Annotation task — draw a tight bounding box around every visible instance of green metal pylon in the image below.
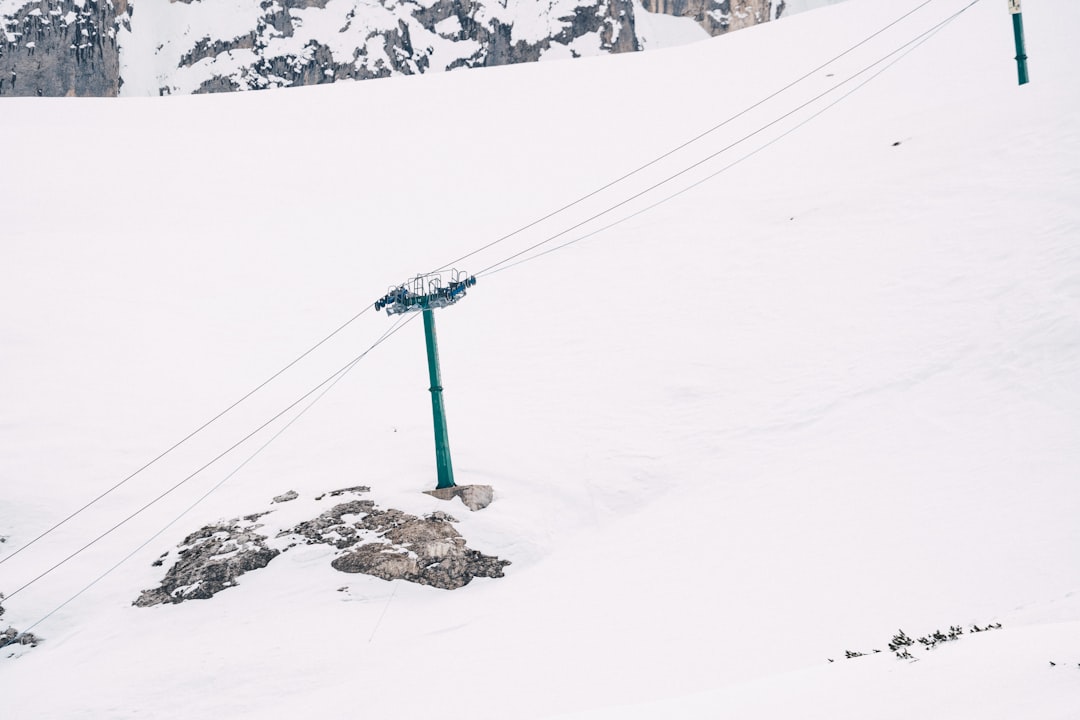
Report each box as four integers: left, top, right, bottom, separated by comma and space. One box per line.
422, 304, 456, 489
1009, 0, 1029, 85
376, 270, 475, 490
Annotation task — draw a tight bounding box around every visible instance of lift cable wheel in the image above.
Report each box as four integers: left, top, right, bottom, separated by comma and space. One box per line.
375, 270, 476, 490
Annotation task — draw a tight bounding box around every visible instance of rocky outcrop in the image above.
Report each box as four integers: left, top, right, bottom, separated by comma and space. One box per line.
0, 593, 42, 652
642, 0, 773, 35
0, 0, 126, 97
134, 518, 280, 606
272, 490, 299, 503
293, 500, 509, 589
0, 626, 41, 650
324, 507, 508, 589
136, 485, 508, 605
424, 484, 495, 511
1, 0, 782, 96
184, 0, 640, 94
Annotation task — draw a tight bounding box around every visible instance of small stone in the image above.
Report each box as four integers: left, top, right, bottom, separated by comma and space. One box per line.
272, 490, 299, 504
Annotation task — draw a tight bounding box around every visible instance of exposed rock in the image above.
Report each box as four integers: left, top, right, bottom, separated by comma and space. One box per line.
134, 519, 279, 606
329, 485, 370, 497
328, 508, 508, 589
167, 0, 644, 93
0, 626, 40, 649
642, 0, 773, 35
314, 485, 371, 501
0, 595, 42, 652
291, 500, 507, 588
424, 484, 494, 511
3, 0, 781, 96
272, 490, 299, 503
0, 0, 125, 97
287, 499, 376, 548
137, 485, 508, 606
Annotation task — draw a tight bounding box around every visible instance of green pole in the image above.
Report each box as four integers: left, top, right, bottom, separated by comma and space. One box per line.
422, 305, 456, 489
1009, 1, 1029, 85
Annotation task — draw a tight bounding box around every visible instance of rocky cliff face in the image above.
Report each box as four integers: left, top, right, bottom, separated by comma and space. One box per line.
0, 0, 775, 97
641, 0, 771, 35
1, 0, 127, 96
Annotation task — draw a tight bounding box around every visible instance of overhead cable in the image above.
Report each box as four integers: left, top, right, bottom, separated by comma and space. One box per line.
3, 313, 417, 648
430, 0, 940, 274
2, 314, 410, 603
484, 1, 978, 276
0, 306, 373, 568
476, 0, 982, 278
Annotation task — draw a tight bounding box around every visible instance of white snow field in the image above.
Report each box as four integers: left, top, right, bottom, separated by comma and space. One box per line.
2, 0, 1079, 717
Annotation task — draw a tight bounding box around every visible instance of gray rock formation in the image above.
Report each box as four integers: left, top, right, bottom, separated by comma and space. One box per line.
0, 626, 40, 649
0, 592, 42, 651
0, 0, 126, 97
134, 518, 280, 607
641, 0, 772, 35
424, 484, 495, 511
136, 485, 508, 605
272, 490, 299, 503
179, 0, 641, 94
294, 501, 509, 589
1, 0, 783, 96
324, 507, 508, 589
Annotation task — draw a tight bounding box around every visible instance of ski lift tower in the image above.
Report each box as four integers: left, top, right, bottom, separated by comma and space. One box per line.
375, 270, 477, 490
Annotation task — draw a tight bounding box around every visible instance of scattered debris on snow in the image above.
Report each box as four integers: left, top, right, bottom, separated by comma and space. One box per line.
832, 623, 1005, 663
0, 593, 42, 656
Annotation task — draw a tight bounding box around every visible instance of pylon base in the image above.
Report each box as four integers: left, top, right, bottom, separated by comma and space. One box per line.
424, 484, 494, 512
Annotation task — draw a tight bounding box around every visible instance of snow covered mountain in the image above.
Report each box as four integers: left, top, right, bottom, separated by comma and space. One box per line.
2, 0, 1079, 717
0, 0, 816, 96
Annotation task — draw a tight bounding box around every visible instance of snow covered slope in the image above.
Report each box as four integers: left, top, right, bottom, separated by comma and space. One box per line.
1, 0, 1079, 717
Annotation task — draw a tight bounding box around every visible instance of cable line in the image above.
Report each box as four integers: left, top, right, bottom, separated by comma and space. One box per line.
0, 0, 945, 573
483, 0, 981, 277
1, 0, 974, 631
475, 0, 980, 278
2, 315, 410, 603
431, 0, 940, 274
2, 313, 418, 648
0, 305, 373, 568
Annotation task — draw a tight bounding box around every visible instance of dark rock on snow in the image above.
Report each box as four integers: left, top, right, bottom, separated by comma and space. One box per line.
136, 486, 508, 605
134, 519, 280, 607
